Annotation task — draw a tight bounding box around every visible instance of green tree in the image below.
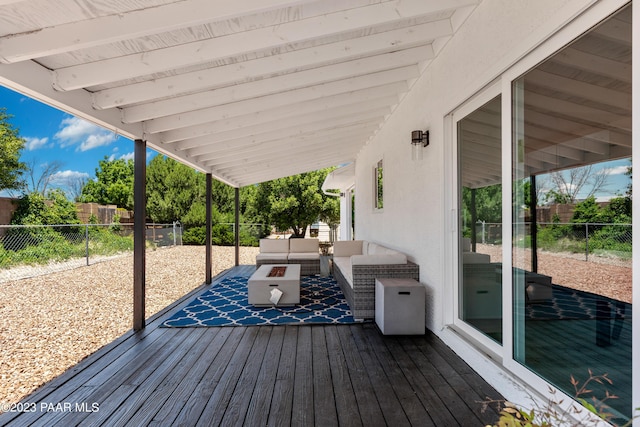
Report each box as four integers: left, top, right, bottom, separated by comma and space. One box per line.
0, 108, 27, 192
571, 196, 601, 224
146, 156, 203, 223
11, 189, 80, 226
246, 169, 336, 237
599, 196, 631, 224
462, 184, 502, 225
80, 156, 134, 209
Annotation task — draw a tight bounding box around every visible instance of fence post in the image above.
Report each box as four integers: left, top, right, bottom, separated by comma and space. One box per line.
85, 224, 90, 266
173, 221, 177, 246
585, 223, 589, 261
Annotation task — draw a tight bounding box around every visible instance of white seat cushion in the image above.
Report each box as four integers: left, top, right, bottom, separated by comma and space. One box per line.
332, 257, 353, 288
333, 240, 363, 257
256, 253, 289, 262
288, 252, 320, 260
289, 238, 319, 253
259, 239, 289, 253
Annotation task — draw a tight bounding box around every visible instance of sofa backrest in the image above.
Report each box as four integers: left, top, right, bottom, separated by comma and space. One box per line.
259, 238, 290, 253
366, 242, 399, 256
333, 240, 363, 257
289, 238, 319, 253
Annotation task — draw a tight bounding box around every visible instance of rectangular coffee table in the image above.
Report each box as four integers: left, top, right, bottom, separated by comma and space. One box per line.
248, 264, 301, 306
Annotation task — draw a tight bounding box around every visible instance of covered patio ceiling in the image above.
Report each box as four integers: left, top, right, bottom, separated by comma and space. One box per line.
0, 0, 479, 188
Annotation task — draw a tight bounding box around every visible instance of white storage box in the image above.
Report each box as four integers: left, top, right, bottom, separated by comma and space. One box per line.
375, 278, 425, 335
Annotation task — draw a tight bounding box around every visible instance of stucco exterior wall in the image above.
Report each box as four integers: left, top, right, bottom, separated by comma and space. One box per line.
355, 0, 587, 332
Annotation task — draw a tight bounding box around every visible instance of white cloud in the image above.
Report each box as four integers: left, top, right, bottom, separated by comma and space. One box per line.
49, 170, 90, 185
79, 133, 117, 151
24, 136, 50, 151
600, 165, 629, 176
54, 116, 117, 151
108, 152, 134, 162
120, 152, 135, 161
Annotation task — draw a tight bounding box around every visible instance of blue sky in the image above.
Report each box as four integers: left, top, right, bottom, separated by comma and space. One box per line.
1, 85, 156, 197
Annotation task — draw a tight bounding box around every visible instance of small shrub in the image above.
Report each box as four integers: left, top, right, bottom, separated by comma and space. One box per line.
483, 370, 637, 427
182, 226, 206, 245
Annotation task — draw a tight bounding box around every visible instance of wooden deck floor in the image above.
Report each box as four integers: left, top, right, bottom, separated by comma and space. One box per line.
0, 266, 503, 427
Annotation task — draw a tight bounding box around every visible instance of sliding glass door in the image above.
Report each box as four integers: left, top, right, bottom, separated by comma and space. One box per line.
455, 4, 633, 423
458, 95, 503, 344
512, 5, 632, 422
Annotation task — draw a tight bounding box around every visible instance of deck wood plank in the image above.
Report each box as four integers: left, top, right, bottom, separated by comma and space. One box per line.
194, 327, 259, 426
409, 334, 487, 426
291, 326, 314, 426
336, 324, 386, 427
148, 327, 234, 426
393, 336, 463, 426
349, 324, 410, 425
122, 328, 219, 426
243, 326, 285, 426
266, 325, 298, 427
363, 326, 433, 426
219, 326, 273, 426
324, 326, 362, 427
170, 327, 247, 426
81, 328, 208, 427
0, 266, 503, 427
312, 326, 339, 427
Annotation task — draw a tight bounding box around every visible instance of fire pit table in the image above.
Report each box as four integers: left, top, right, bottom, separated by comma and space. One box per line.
248, 264, 301, 306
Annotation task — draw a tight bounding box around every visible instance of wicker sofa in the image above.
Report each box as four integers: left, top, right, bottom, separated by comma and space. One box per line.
255, 238, 321, 275
332, 240, 419, 320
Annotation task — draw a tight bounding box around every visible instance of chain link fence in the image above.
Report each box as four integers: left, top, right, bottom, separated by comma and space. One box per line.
0, 222, 182, 283
472, 221, 632, 261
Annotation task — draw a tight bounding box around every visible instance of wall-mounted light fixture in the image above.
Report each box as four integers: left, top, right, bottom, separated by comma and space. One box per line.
411, 130, 429, 161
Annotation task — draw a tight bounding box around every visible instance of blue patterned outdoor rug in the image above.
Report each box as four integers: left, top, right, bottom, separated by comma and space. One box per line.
526, 285, 630, 322
162, 275, 357, 327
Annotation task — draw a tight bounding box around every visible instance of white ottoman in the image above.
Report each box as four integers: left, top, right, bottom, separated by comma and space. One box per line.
375, 278, 425, 335
248, 264, 300, 306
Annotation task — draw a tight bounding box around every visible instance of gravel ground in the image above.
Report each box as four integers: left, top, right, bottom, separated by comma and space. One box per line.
0, 243, 632, 407
0, 245, 259, 406
477, 243, 632, 303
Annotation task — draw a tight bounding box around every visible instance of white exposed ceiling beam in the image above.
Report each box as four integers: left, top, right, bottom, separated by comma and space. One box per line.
526, 69, 632, 110
196, 131, 370, 164
145, 93, 397, 135
173, 116, 381, 152
524, 109, 611, 143
94, 48, 424, 109
90, 24, 442, 106
124, 75, 408, 124
551, 48, 631, 84
523, 91, 625, 126
164, 106, 388, 146
52, 0, 472, 89
220, 152, 357, 184
184, 122, 378, 159
204, 138, 362, 169
224, 159, 358, 187
143, 85, 401, 133
0, 0, 310, 63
